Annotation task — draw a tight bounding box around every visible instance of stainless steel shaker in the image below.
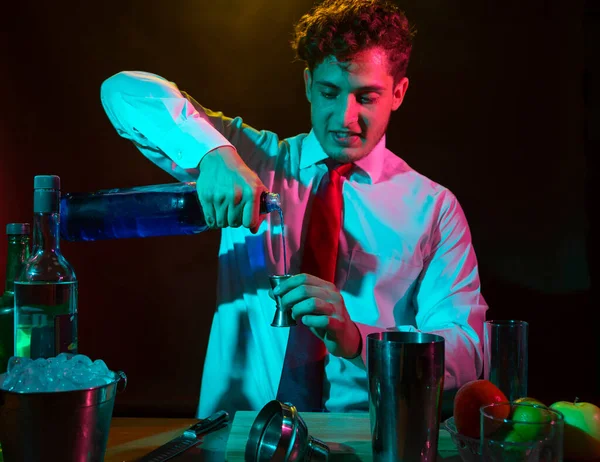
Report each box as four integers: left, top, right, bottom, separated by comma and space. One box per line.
367, 332, 445, 462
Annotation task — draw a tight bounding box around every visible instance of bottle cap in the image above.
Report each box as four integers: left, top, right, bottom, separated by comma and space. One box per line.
261, 191, 281, 214
6, 223, 31, 235
33, 175, 61, 213
34, 175, 61, 190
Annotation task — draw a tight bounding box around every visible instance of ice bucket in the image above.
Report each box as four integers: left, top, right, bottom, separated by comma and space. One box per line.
0, 370, 127, 462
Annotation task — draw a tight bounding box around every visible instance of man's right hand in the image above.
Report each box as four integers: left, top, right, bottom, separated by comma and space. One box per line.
196, 146, 268, 234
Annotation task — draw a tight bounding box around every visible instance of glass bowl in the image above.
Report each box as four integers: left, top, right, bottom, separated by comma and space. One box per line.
443, 416, 481, 462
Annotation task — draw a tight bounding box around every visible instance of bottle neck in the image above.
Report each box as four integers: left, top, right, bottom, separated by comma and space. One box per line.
3, 235, 31, 294
32, 188, 61, 254
33, 212, 60, 255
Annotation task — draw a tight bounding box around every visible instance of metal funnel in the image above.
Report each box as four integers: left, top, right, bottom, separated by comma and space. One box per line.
245, 400, 329, 461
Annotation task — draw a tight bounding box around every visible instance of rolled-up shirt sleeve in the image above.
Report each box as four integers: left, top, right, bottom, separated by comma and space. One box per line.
100, 70, 233, 180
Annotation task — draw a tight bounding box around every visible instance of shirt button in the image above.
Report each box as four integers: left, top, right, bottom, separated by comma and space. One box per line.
177, 152, 182, 159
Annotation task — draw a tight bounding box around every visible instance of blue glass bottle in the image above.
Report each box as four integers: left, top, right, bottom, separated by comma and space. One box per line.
59, 182, 281, 242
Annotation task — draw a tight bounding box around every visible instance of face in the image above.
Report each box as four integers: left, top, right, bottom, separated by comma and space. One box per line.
304, 46, 409, 163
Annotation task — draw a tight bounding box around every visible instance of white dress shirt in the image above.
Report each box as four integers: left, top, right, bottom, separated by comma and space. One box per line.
100, 70, 488, 418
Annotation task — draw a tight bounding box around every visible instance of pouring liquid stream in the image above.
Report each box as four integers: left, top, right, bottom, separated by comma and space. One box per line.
277, 209, 288, 276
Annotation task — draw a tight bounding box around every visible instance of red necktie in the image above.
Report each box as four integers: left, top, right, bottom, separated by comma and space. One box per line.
276, 162, 352, 411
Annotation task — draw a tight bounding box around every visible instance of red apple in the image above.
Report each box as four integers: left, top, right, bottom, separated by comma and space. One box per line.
454, 379, 509, 438
549, 398, 600, 460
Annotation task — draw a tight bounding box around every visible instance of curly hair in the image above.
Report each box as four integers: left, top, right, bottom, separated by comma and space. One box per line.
291, 0, 416, 83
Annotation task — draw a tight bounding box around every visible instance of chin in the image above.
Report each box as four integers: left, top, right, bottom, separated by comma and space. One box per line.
326, 147, 369, 164
325, 146, 369, 163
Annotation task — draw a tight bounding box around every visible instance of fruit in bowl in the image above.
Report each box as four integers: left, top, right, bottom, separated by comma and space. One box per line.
514, 396, 545, 406
453, 379, 509, 438
443, 380, 510, 462
489, 397, 552, 443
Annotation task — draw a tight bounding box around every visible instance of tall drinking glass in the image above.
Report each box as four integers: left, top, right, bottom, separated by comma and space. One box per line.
483, 320, 528, 401
480, 402, 564, 461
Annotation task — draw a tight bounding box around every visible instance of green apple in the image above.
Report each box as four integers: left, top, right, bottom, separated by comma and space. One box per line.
549, 399, 600, 460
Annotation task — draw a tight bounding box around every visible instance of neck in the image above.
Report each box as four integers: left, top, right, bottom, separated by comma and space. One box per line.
33, 212, 60, 255
3, 235, 30, 294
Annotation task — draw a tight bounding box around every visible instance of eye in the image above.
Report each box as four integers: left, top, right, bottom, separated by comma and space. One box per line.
320, 92, 337, 99
359, 95, 378, 104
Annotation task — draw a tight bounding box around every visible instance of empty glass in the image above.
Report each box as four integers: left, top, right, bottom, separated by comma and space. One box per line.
483, 320, 528, 401
480, 402, 564, 462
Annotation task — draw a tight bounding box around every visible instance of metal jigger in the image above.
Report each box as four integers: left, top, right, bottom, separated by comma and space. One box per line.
245, 400, 330, 461
269, 275, 296, 327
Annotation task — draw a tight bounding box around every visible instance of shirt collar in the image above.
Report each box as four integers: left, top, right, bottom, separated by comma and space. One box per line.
299, 129, 387, 184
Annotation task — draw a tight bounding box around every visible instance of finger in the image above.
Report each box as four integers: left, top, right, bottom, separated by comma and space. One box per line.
250, 214, 267, 235
272, 273, 309, 296
280, 284, 330, 308
273, 273, 334, 296
215, 202, 228, 228
227, 207, 239, 228
291, 297, 333, 319
201, 199, 217, 228
300, 314, 330, 329
227, 187, 244, 227
197, 188, 217, 229
242, 189, 256, 230
298, 273, 336, 289
249, 186, 266, 231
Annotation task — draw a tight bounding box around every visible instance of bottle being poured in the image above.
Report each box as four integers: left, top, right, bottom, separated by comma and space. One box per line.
59, 182, 281, 242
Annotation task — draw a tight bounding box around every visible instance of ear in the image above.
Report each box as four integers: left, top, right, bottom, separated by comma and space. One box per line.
303, 68, 313, 103
391, 77, 409, 111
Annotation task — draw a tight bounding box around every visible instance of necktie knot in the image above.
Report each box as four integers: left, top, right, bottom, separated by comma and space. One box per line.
327, 161, 353, 179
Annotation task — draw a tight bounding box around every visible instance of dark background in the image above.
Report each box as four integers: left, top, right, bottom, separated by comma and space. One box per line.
1, 0, 597, 417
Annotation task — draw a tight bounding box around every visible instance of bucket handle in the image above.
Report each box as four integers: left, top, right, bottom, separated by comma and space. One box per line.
115, 370, 127, 392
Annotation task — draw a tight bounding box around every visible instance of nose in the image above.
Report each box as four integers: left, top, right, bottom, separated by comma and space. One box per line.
335, 95, 360, 128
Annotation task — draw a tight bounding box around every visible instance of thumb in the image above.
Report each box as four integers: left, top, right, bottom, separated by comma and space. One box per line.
250, 214, 267, 234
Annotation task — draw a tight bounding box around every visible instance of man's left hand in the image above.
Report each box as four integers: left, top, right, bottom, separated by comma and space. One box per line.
270, 273, 361, 359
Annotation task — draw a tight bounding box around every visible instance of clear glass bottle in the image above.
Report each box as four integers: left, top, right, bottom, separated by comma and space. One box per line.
59, 181, 281, 241
0, 223, 31, 372
14, 175, 78, 359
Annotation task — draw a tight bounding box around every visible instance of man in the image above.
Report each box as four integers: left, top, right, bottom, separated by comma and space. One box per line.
101, 0, 487, 418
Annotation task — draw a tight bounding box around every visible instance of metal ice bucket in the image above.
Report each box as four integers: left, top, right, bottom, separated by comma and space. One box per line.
0, 370, 127, 462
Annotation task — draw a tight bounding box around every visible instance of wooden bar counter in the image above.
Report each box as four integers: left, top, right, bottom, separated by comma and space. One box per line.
102, 412, 462, 461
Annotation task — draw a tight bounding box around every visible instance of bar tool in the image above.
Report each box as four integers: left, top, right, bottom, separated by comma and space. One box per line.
269, 275, 296, 327
245, 400, 329, 461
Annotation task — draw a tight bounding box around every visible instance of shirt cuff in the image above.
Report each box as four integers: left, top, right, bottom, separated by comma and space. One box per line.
348, 322, 419, 370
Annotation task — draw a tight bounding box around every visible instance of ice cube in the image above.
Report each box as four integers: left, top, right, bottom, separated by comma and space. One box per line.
71, 354, 93, 367
0, 354, 116, 393
7, 356, 31, 374
55, 352, 74, 363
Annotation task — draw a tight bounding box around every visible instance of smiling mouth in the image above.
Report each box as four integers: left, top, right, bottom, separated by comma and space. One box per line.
331, 130, 361, 137
330, 131, 362, 147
